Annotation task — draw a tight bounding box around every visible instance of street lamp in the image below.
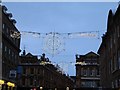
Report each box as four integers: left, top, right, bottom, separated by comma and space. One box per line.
40, 86, 43, 90
66, 87, 69, 90
0, 80, 4, 90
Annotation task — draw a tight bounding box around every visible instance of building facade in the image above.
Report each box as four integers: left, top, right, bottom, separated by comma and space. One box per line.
1, 5, 21, 90
75, 51, 100, 89
97, 5, 120, 89
18, 52, 74, 90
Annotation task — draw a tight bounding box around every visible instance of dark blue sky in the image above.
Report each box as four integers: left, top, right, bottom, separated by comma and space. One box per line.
3, 2, 118, 75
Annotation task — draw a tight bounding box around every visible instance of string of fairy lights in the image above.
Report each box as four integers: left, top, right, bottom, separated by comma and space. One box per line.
10, 30, 100, 56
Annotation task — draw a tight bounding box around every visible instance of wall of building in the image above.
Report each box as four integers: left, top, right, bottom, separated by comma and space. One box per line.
18, 53, 74, 90
1, 5, 21, 90
0, 4, 2, 80
75, 51, 100, 89
98, 5, 120, 89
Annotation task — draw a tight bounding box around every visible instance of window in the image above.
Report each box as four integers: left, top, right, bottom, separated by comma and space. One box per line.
6, 27, 8, 34
8, 48, 11, 59
113, 33, 116, 44
22, 78, 25, 85
23, 67, 26, 74
82, 81, 96, 87
118, 79, 120, 87
2, 23, 5, 30
9, 48, 10, 55
92, 69, 95, 76
5, 46, 7, 52
90, 69, 95, 76
111, 56, 116, 72
117, 26, 120, 37
109, 61, 111, 74
15, 54, 17, 60
115, 80, 118, 88
81, 68, 83, 76
83, 69, 87, 76
118, 50, 120, 69
110, 37, 112, 49
6, 27, 10, 36
97, 68, 99, 75
87, 68, 89, 76
110, 59, 113, 72
12, 52, 14, 60
30, 78, 33, 85
30, 68, 34, 74
81, 81, 85, 87
114, 56, 117, 70
38, 68, 40, 74
90, 69, 92, 76
0, 42, 2, 49
112, 81, 114, 88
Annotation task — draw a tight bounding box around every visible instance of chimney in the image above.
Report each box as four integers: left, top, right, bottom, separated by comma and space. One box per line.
23, 50, 26, 56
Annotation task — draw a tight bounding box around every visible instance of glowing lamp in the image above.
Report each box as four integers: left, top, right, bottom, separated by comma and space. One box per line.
7, 82, 15, 87
0, 80, 4, 84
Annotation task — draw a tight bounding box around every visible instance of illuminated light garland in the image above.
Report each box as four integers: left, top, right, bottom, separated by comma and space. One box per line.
76, 62, 87, 65
40, 61, 51, 65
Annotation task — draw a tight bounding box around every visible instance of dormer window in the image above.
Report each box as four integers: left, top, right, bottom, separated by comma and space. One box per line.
6, 13, 12, 18
10, 19, 16, 24
2, 5, 7, 12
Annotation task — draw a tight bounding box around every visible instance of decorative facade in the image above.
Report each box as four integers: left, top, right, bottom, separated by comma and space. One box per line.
75, 51, 100, 89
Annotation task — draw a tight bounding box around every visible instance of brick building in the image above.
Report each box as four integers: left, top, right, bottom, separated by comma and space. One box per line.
97, 4, 120, 89
18, 51, 74, 90
1, 5, 21, 90
75, 51, 100, 89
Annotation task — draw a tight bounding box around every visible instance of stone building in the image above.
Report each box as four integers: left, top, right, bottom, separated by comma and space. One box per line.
75, 51, 100, 89
1, 5, 21, 90
97, 4, 120, 89
18, 51, 74, 90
